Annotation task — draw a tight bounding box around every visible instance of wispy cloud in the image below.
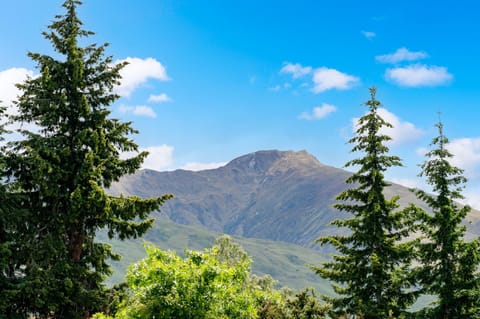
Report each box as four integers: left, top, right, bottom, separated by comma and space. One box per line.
181, 161, 227, 171
148, 93, 172, 103
268, 83, 292, 92
361, 30, 376, 40
376, 47, 428, 64
268, 85, 281, 92
312, 67, 359, 93
353, 108, 423, 145
280, 62, 312, 79
299, 103, 337, 120
119, 104, 157, 118
385, 64, 453, 87
116, 57, 169, 97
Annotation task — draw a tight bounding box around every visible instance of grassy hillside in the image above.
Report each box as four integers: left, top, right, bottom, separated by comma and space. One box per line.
99, 218, 334, 295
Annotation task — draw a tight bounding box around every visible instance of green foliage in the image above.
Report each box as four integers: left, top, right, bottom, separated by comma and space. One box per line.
0, 105, 24, 319
4, 1, 171, 317
104, 236, 329, 319
313, 88, 417, 318
258, 288, 329, 319
112, 237, 259, 318
414, 121, 480, 318
287, 288, 330, 319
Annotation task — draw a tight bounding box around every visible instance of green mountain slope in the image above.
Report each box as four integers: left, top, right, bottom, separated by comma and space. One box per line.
100, 218, 333, 295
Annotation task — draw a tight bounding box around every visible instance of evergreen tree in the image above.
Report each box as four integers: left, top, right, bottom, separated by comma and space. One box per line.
415, 120, 480, 318
0, 105, 24, 318
313, 88, 417, 318
6, 1, 171, 317
0, 106, 10, 317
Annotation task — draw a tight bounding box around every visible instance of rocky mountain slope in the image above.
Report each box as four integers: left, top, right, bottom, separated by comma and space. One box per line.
109, 150, 480, 248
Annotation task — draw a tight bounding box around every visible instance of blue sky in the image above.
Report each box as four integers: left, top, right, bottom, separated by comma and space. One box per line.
2, 0, 480, 207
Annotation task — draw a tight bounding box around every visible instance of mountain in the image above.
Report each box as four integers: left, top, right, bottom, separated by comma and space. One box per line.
105, 149, 480, 293
109, 149, 480, 248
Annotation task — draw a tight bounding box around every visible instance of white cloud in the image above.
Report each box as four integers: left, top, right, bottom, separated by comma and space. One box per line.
280, 62, 312, 79
0, 68, 38, 139
352, 108, 423, 145
116, 57, 169, 97
0, 68, 35, 108
141, 145, 175, 171
299, 103, 337, 120
385, 64, 453, 87
121, 145, 174, 171
181, 162, 227, 171
445, 137, 480, 179
312, 67, 359, 93
119, 104, 156, 118
376, 47, 428, 64
148, 93, 172, 103
361, 30, 376, 40
462, 189, 480, 211
378, 108, 424, 144
416, 137, 480, 179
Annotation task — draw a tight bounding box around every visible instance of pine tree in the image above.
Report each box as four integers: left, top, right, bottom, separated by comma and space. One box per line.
415, 120, 480, 318
313, 88, 417, 318
0, 106, 10, 316
6, 1, 171, 317
0, 105, 24, 318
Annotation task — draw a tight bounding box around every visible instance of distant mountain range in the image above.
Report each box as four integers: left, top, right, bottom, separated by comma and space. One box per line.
105, 150, 480, 291
110, 149, 480, 247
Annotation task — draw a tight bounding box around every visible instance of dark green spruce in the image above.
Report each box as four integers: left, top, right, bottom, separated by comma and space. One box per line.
313, 88, 417, 318
6, 1, 171, 318
0, 104, 25, 319
415, 120, 480, 318
0, 105, 10, 317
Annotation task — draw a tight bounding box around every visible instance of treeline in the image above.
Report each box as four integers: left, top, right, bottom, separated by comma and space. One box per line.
0, 0, 479, 318
314, 89, 480, 318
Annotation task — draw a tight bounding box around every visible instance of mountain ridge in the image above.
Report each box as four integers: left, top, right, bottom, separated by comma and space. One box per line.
109, 149, 480, 247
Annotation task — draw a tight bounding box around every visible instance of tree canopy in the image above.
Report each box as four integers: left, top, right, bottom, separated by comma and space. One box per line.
95, 236, 329, 319
2, 1, 171, 317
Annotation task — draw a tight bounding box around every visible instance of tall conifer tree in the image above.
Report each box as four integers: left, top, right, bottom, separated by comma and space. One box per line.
313, 88, 416, 318
6, 1, 171, 317
415, 120, 480, 318
0, 105, 23, 318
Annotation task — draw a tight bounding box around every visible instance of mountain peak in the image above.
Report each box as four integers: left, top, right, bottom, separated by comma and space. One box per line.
226, 150, 322, 174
